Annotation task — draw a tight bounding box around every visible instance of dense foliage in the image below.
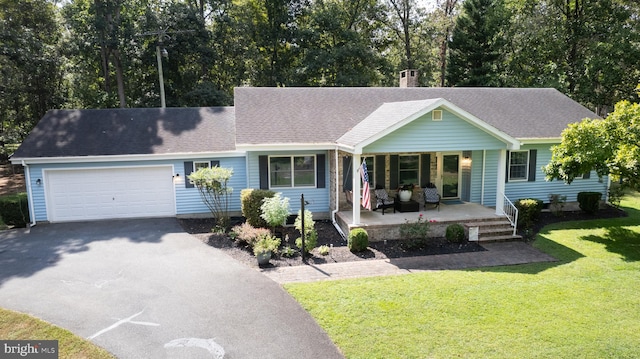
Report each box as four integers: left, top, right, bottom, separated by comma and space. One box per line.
1, 0, 639, 152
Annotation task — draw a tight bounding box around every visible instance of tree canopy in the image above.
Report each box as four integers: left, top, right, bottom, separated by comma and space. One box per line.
1, 0, 639, 151
544, 100, 640, 191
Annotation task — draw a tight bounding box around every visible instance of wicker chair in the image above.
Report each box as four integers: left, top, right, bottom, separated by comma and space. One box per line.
423, 184, 441, 211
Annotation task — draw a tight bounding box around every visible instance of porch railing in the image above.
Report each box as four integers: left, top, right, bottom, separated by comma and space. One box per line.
501, 192, 519, 236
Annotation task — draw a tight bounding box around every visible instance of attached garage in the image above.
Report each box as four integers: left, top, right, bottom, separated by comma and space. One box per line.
45, 166, 176, 222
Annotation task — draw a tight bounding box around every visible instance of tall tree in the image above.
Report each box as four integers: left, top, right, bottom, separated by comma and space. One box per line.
434, 0, 459, 86
0, 0, 64, 149
446, 0, 507, 86
505, 0, 640, 113
296, 0, 387, 86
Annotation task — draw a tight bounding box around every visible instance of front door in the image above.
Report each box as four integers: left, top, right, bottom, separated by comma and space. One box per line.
439, 153, 460, 200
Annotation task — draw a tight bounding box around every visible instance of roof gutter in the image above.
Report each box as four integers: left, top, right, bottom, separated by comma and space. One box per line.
21, 160, 37, 228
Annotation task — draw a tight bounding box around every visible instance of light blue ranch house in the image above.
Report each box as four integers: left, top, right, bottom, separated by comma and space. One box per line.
11, 75, 607, 240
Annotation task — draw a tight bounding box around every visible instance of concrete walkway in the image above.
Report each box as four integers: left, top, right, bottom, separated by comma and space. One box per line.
261, 242, 557, 284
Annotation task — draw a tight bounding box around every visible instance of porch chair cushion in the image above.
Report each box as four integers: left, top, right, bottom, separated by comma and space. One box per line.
374, 188, 396, 215
423, 185, 441, 211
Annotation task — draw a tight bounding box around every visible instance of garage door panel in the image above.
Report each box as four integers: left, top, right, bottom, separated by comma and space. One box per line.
46, 167, 176, 222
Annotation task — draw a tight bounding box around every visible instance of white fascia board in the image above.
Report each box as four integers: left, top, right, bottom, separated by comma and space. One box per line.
519, 137, 560, 145
352, 98, 521, 152
236, 143, 336, 152
11, 151, 247, 165
352, 99, 447, 153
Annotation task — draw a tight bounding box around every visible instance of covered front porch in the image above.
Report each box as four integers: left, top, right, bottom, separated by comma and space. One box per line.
334, 201, 517, 242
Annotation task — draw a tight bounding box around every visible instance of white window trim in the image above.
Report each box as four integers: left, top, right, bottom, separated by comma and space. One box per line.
268, 155, 317, 189
432, 110, 443, 121
508, 150, 529, 182
193, 161, 210, 172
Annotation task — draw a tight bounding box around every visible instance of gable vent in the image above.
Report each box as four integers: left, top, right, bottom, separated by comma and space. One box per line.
432, 110, 443, 121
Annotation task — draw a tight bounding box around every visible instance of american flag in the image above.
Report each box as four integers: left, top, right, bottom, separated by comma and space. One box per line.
360, 160, 372, 210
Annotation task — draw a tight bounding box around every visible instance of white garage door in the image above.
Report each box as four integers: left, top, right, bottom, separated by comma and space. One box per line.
46, 166, 176, 222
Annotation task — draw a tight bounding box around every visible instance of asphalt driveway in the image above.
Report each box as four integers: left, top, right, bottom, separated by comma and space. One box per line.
0, 218, 343, 358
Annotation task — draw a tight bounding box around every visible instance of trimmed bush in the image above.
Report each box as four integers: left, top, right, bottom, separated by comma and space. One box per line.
577, 191, 602, 214
240, 189, 275, 228
348, 228, 369, 252
445, 224, 466, 243
515, 198, 543, 229
0, 193, 29, 228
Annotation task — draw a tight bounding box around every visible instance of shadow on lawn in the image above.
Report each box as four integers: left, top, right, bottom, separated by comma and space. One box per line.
581, 226, 640, 262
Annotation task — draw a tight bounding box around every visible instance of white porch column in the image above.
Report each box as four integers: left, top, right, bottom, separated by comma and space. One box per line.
495, 149, 506, 215
352, 154, 362, 225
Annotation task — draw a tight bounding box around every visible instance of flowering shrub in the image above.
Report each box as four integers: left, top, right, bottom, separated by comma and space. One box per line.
399, 214, 431, 250
400, 213, 430, 240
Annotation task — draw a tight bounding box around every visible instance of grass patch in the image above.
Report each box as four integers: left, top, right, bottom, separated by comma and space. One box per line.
286, 191, 640, 358
0, 308, 115, 359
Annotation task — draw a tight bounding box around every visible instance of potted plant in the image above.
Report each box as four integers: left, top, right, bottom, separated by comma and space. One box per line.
253, 234, 281, 265
398, 183, 414, 202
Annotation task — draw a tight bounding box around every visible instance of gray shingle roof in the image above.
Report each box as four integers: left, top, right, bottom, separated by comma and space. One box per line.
12, 107, 235, 158
234, 87, 599, 146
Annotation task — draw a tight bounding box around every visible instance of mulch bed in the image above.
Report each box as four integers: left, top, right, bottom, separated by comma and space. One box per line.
178, 204, 627, 269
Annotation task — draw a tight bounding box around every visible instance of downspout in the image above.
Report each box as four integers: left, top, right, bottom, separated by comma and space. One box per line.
331, 149, 347, 239
481, 150, 486, 205
22, 160, 37, 227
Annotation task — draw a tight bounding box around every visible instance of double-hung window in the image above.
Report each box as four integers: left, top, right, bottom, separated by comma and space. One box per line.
509, 151, 529, 181
269, 155, 316, 188
399, 155, 419, 185
193, 161, 211, 171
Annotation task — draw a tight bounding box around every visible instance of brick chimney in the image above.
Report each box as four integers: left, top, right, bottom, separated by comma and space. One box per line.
399, 69, 419, 87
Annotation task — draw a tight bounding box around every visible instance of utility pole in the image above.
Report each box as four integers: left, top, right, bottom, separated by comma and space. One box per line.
138, 28, 193, 108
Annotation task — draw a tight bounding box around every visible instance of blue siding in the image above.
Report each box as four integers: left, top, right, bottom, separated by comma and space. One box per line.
247, 151, 330, 214
469, 150, 484, 204
25, 166, 46, 221
364, 110, 507, 153
175, 156, 248, 215
27, 157, 249, 221
505, 144, 608, 203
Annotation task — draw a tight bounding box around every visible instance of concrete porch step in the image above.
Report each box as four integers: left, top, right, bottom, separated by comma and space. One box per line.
464, 219, 521, 243
478, 234, 523, 242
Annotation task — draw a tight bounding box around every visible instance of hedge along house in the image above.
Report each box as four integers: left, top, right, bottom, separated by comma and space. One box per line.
12, 87, 607, 239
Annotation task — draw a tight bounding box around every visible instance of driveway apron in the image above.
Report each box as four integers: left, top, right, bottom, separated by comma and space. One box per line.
0, 218, 343, 359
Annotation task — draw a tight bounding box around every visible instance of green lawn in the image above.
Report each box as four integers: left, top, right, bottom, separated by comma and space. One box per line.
0, 308, 115, 359
286, 192, 640, 359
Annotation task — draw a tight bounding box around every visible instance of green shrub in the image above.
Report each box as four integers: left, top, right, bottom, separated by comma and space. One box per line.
252, 234, 281, 256
231, 222, 272, 249
0, 193, 29, 228
608, 183, 625, 209
260, 193, 290, 230
445, 224, 466, 243
281, 245, 296, 258
399, 214, 429, 240
318, 245, 330, 256
294, 209, 314, 237
577, 191, 602, 214
296, 229, 318, 254
548, 193, 567, 217
515, 198, 543, 229
348, 228, 369, 252
240, 189, 275, 228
